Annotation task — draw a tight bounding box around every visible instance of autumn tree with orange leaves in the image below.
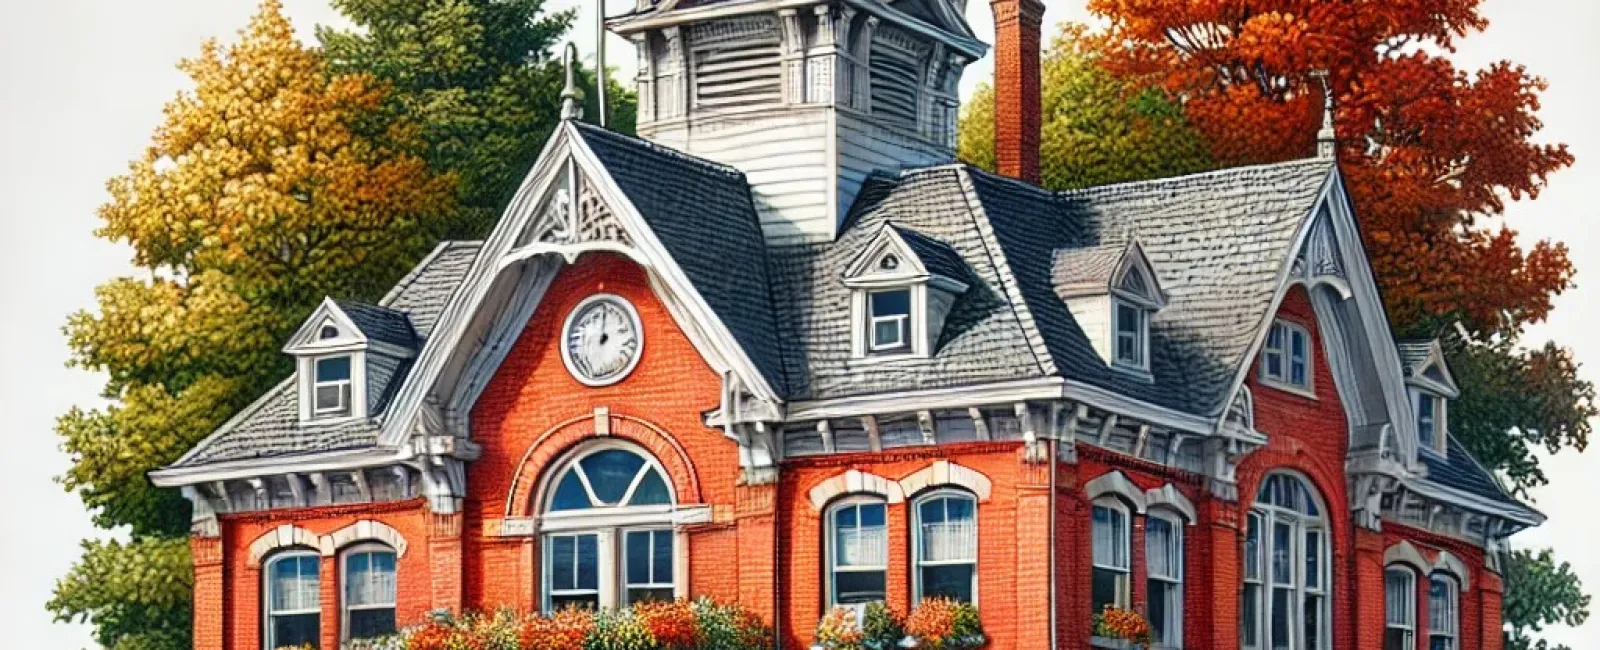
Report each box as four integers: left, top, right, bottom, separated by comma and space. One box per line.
1083, 0, 1590, 646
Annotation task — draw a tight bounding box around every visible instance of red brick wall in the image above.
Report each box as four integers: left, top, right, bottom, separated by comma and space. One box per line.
1383, 523, 1496, 650
217, 499, 433, 650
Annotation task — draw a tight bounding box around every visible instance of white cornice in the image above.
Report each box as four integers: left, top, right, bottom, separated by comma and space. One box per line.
149, 447, 408, 487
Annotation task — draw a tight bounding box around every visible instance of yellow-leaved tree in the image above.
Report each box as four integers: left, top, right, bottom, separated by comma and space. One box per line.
48, 3, 459, 647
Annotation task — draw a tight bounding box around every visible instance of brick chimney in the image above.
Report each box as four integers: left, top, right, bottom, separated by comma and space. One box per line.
989, 0, 1045, 184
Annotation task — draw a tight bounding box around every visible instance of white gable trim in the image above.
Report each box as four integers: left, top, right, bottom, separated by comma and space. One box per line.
1109, 240, 1167, 310
1405, 341, 1461, 399
379, 122, 781, 447
1215, 167, 1419, 468
283, 297, 367, 354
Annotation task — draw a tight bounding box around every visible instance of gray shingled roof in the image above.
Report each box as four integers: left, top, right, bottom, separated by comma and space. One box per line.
168, 242, 482, 467
891, 225, 971, 283
1421, 436, 1534, 515
770, 159, 1335, 416
1051, 244, 1126, 299
335, 301, 418, 350
572, 122, 790, 397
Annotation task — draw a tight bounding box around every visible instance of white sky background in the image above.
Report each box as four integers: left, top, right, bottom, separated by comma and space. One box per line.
0, 0, 1594, 647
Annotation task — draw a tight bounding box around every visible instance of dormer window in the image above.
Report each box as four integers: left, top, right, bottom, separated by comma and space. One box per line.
868, 289, 912, 353
844, 225, 971, 361
313, 356, 353, 417
1112, 300, 1146, 368
1260, 320, 1312, 391
1416, 393, 1441, 450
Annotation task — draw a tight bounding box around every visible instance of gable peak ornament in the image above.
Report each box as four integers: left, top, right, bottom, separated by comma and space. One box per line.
561, 42, 583, 122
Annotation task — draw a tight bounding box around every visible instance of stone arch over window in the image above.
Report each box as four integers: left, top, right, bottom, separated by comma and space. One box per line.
505, 410, 702, 517
1143, 484, 1196, 523
1384, 540, 1431, 574
326, 520, 410, 558
808, 469, 905, 510
1433, 551, 1471, 591
897, 460, 992, 502
248, 525, 322, 567
1085, 470, 1146, 513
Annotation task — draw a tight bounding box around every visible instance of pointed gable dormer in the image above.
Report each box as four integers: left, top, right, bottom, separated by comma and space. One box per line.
283, 298, 419, 423
843, 224, 970, 359
1397, 339, 1461, 456
610, 0, 986, 244
1052, 239, 1168, 376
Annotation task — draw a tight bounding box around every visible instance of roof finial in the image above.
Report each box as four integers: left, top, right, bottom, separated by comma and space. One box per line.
561, 42, 583, 121
1312, 70, 1336, 159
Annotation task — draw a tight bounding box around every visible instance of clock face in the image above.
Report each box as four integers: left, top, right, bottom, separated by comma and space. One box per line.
561, 295, 643, 386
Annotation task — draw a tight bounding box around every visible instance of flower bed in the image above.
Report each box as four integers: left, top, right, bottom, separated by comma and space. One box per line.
1090, 606, 1151, 649
813, 599, 984, 650
344, 598, 772, 650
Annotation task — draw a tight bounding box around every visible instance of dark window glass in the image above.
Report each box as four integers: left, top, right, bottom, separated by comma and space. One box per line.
629, 468, 671, 506
1148, 580, 1169, 641
626, 532, 651, 584
1241, 584, 1260, 646
272, 613, 319, 649
348, 608, 396, 640
870, 290, 910, 316
651, 530, 673, 584
550, 471, 590, 511
919, 564, 974, 603
551, 536, 576, 589
1271, 588, 1291, 650
1092, 567, 1119, 614
316, 356, 351, 382
835, 570, 888, 604
1385, 629, 1410, 650
579, 450, 646, 504
576, 536, 598, 590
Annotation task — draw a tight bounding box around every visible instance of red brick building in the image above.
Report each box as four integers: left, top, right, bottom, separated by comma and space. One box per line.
151, 1, 1542, 649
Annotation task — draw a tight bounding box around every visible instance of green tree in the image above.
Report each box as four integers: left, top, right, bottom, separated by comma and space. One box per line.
1505, 549, 1591, 650
48, 3, 459, 647
958, 23, 1211, 190
320, 0, 637, 237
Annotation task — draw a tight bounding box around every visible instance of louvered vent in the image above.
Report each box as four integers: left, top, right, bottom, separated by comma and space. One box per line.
870, 25, 928, 127
691, 16, 783, 110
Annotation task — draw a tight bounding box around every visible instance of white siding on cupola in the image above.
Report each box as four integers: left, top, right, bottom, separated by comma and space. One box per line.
614, 0, 983, 244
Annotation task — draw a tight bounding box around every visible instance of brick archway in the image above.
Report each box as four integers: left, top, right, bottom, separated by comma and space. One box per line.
504, 411, 703, 517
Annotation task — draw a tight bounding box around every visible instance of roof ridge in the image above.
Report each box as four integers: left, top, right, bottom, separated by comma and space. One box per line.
1059, 157, 1336, 199
571, 122, 746, 180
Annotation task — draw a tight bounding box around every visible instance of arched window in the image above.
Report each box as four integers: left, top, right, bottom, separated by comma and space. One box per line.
1145, 510, 1184, 646
1091, 498, 1131, 614
913, 490, 977, 604
541, 443, 677, 612
1242, 473, 1330, 650
264, 550, 321, 649
826, 496, 889, 611
1385, 567, 1417, 650
1429, 574, 1459, 650
342, 544, 397, 641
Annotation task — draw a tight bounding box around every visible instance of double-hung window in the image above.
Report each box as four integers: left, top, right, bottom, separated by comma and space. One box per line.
1242, 512, 1263, 649
343, 546, 397, 641
1260, 321, 1312, 391
265, 551, 321, 649
1091, 501, 1130, 614
1113, 300, 1147, 369
868, 289, 912, 353
1429, 575, 1459, 650
541, 444, 679, 612
1242, 473, 1330, 650
914, 492, 977, 603
1417, 394, 1441, 451
828, 498, 889, 612
623, 529, 676, 604
1145, 512, 1184, 646
313, 356, 353, 417
1384, 568, 1416, 650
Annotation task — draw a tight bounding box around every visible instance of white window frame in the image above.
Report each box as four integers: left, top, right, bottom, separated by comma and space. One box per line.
867, 288, 913, 353
621, 527, 676, 605
312, 354, 354, 417
1260, 320, 1314, 394
1242, 511, 1264, 649
1384, 567, 1417, 650
1429, 574, 1459, 650
1111, 298, 1149, 371
341, 543, 398, 642
263, 550, 321, 650
911, 489, 978, 605
1145, 509, 1184, 648
1242, 472, 1330, 650
826, 496, 890, 611
537, 441, 682, 613
1415, 391, 1446, 454
1091, 498, 1131, 613
543, 532, 603, 611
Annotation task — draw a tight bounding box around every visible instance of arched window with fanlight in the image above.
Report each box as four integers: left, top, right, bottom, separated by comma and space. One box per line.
264, 550, 321, 649
1241, 472, 1330, 650
540, 442, 678, 612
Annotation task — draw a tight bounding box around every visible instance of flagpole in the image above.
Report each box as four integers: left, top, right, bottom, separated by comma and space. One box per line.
596, 0, 608, 128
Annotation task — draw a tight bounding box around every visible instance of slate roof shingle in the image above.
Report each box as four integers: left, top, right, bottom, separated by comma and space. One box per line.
1421, 436, 1534, 516
335, 301, 418, 350
1050, 243, 1127, 299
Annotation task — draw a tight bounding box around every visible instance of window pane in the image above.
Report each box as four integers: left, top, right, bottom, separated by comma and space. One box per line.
919, 499, 945, 525
1305, 530, 1322, 590
579, 450, 645, 504
1304, 594, 1323, 650
272, 613, 320, 649
348, 608, 396, 640
1429, 637, 1454, 650
1265, 352, 1283, 379
1385, 570, 1413, 626
551, 536, 576, 590
871, 290, 910, 316
626, 531, 651, 584
873, 319, 904, 348
835, 570, 887, 605
346, 551, 396, 607
860, 503, 886, 528
1272, 522, 1293, 585
920, 498, 975, 563
1241, 584, 1260, 647
271, 556, 319, 612
550, 471, 590, 511
1147, 580, 1169, 643
837, 505, 887, 568
920, 564, 974, 603
629, 468, 672, 506
1271, 588, 1291, 650
1268, 324, 1284, 349
1146, 517, 1176, 579
1429, 577, 1455, 633
1092, 567, 1123, 613
1291, 358, 1308, 386
316, 356, 351, 381
1385, 629, 1411, 650
652, 530, 674, 584
1245, 515, 1261, 581
1117, 303, 1140, 335
576, 535, 599, 591
552, 594, 598, 611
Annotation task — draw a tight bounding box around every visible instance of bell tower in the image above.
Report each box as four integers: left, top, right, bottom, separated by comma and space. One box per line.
610, 0, 986, 244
